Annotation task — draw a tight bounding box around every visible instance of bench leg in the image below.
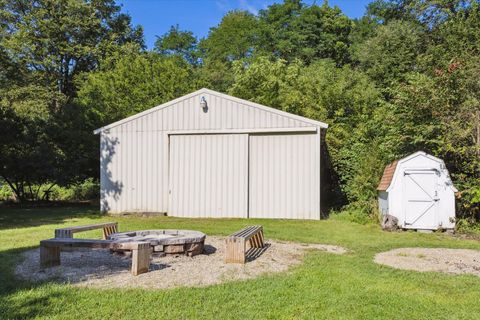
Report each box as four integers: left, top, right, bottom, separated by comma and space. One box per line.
40, 246, 60, 268
250, 231, 264, 248
131, 244, 150, 276
225, 238, 246, 264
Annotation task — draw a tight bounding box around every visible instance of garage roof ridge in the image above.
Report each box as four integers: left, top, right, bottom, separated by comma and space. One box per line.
93, 88, 328, 134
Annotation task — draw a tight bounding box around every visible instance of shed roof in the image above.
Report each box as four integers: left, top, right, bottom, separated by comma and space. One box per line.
377, 160, 398, 191
93, 88, 328, 134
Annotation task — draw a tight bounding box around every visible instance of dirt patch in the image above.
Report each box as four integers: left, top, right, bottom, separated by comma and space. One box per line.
375, 248, 480, 276
15, 237, 346, 289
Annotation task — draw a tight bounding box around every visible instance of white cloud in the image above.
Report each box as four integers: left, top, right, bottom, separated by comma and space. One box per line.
215, 0, 229, 11
238, 0, 259, 15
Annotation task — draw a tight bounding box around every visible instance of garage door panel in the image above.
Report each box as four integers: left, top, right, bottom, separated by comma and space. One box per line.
169, 134, 248, 218
249, 134, 320, 219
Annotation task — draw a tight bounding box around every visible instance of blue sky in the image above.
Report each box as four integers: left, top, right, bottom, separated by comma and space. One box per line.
117, 0, 372, 49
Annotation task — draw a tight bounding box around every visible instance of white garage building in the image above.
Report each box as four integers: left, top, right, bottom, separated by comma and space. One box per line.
94, 88, 328, 219
377, 151, 457, 230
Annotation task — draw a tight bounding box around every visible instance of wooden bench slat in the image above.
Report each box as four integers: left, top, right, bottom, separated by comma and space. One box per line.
231, 226, 261, 239
55, 222, 118, 234
55, 222, 119, 239
40, 238, 151, 276
41, 238, 147, 250
232, 225, 257, 235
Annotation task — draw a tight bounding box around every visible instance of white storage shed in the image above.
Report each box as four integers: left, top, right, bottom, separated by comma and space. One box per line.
94, 88, 328, 219
377, 151, 457, 230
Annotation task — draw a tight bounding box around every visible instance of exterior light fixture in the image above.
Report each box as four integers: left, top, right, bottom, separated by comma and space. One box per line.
200, 96, 208, 112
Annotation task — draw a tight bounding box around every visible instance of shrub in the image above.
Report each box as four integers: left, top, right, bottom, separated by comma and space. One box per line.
0, 179, 99, 202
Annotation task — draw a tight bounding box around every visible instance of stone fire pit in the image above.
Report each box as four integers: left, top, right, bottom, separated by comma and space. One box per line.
108, 230, 206, 256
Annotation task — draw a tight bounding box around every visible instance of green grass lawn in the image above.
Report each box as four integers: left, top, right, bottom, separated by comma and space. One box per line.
1, 206, 480, 319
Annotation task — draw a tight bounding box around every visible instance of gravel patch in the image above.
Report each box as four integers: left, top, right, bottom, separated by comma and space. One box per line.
375, 247, 480, 276
15, 237, 346, 289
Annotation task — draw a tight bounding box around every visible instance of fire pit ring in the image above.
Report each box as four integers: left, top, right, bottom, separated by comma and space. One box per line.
108, 230, 206, 256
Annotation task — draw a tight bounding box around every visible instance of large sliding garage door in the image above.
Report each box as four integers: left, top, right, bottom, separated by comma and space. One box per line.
168, 134, 248, 218
248, 134, 320, 219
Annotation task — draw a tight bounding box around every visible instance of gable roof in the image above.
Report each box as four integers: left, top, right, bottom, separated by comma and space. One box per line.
377, 151, 458, 192
377, 160, 398, 191
94, 88, 328, 134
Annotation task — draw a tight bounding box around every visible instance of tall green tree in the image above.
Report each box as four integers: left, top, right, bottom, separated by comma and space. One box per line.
357, 20, 425, 87
0, 0, 144, 201
154, 25, 198, 65
0, 0, 143, 99
200, 10, 259, 63
76, 50, 200, 125
257, 0, 353, 64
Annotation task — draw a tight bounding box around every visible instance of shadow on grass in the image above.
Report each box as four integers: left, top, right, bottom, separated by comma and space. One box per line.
0, 205, 103, 230
0, 245, 97, 319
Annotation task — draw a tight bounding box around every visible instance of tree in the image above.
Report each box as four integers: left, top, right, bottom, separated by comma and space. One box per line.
154, 25, 198, 65
0, 0, 144, 99
0, 87, 65, 201
291, 2, 352, 64
76, 51, 200, 125
257, 0, 304, 60
357, 20, 425, 87
0, 0, 144, 201
257, 0, 353, 65
200, 10, 259, 63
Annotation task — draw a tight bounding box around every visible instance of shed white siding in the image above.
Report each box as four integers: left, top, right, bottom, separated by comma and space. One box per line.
378, 152, 457, 230
96, 88, 327, 219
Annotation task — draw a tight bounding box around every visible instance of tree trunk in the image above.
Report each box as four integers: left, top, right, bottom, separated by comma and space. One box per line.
1, 176, 22, 202
476, 110, 480, 157
42, 183, 56, 201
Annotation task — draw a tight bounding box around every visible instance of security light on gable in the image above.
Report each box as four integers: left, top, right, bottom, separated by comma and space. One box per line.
200, 96, 208, 112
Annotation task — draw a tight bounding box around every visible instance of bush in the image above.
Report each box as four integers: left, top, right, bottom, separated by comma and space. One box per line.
455, 218, 480, 235
0, 183, 14, 201
0, 179, 99, 202
333, 199, 380, 225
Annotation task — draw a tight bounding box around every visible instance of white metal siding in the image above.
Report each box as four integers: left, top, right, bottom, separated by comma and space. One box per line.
168, 134, 248, 218
248, 134, 320, 219
110, 92, 311, 134
99, 90, 324, 217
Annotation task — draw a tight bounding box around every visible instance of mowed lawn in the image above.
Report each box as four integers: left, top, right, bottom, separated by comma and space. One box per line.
1, 207, 480, 319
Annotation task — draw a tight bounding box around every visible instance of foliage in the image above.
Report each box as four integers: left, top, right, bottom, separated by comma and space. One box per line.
257, 0, 353, 64
356, 20, 425, 86
76, 50, 200, 125
0, 103, 61, 201
0, 0, 143, 98
0, 179, 99, 202
47, 178, 99, 201
0, 0, 143, 202
154, 25, 198, 64
200, 10, 259, 63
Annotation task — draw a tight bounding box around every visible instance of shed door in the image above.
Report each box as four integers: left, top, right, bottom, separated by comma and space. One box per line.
248, 133, 320, 219
403, 170, 439, 229
168, 134, 248, 218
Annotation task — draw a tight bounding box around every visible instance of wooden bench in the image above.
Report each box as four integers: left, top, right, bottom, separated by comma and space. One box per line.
40, 238, 151, 276
54, 222, 118, 239
225, 225, 265, 264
